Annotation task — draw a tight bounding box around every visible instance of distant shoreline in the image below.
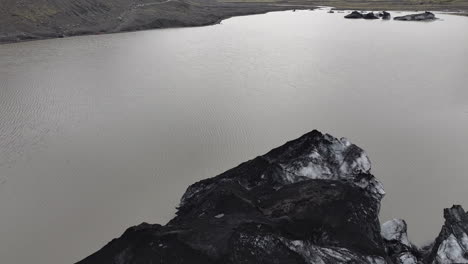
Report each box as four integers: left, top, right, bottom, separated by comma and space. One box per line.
1, 0, 467, 45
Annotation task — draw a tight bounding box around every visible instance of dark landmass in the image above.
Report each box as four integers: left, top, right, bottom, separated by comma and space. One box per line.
76, 130, 468, 264
1, 0, 468, 44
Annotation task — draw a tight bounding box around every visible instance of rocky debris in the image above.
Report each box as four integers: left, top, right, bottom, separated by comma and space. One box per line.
328, 10, 335, 13
394, 11, 436, 21
345, 11, 364, 19
363, 12, 379, 19
75, 130, 467, 264
424, 205, 468, 264
379, 11, 391, 19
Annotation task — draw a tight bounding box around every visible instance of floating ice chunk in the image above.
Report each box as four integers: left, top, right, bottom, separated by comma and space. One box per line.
436, 234, 468, 264
381, 219, 411, 246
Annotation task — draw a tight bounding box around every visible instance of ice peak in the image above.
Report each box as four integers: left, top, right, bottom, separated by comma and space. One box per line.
381, 219, 411, 247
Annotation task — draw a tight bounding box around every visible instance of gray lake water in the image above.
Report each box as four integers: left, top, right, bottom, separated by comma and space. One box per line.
0, 9, 467, 264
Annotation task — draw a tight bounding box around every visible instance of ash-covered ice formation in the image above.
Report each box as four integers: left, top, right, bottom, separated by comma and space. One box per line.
76, 130, 467, 264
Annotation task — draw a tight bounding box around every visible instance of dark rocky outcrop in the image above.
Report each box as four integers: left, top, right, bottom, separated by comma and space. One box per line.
394, 11, 436, 21
345, 11, 364, 19
76, 130, 467, 264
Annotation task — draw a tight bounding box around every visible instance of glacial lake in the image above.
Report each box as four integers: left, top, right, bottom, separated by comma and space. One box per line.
0, 9, 467, 264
